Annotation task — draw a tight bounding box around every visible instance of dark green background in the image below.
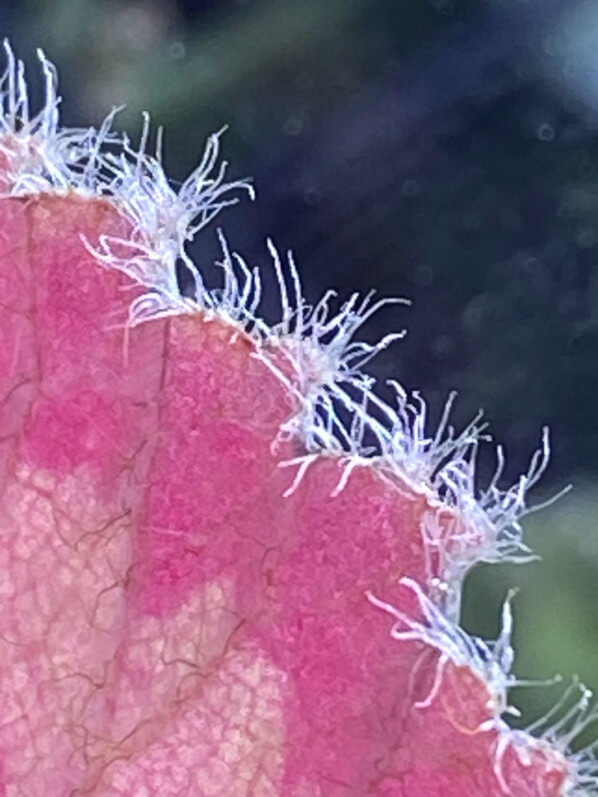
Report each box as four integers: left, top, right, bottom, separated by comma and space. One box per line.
5, 0, 598, 738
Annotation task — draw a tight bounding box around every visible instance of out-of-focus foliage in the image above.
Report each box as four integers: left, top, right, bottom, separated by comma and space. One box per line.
463, 484, 598, 731
5, 0, 598, 730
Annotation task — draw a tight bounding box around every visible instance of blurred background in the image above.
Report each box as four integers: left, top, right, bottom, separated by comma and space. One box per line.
4, 0, 598, 736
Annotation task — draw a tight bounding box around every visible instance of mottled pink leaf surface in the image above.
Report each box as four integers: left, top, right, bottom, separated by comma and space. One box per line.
0, 192, 574, 795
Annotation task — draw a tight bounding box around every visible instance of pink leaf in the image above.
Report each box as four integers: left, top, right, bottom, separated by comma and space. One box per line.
0, 42, 591, 796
